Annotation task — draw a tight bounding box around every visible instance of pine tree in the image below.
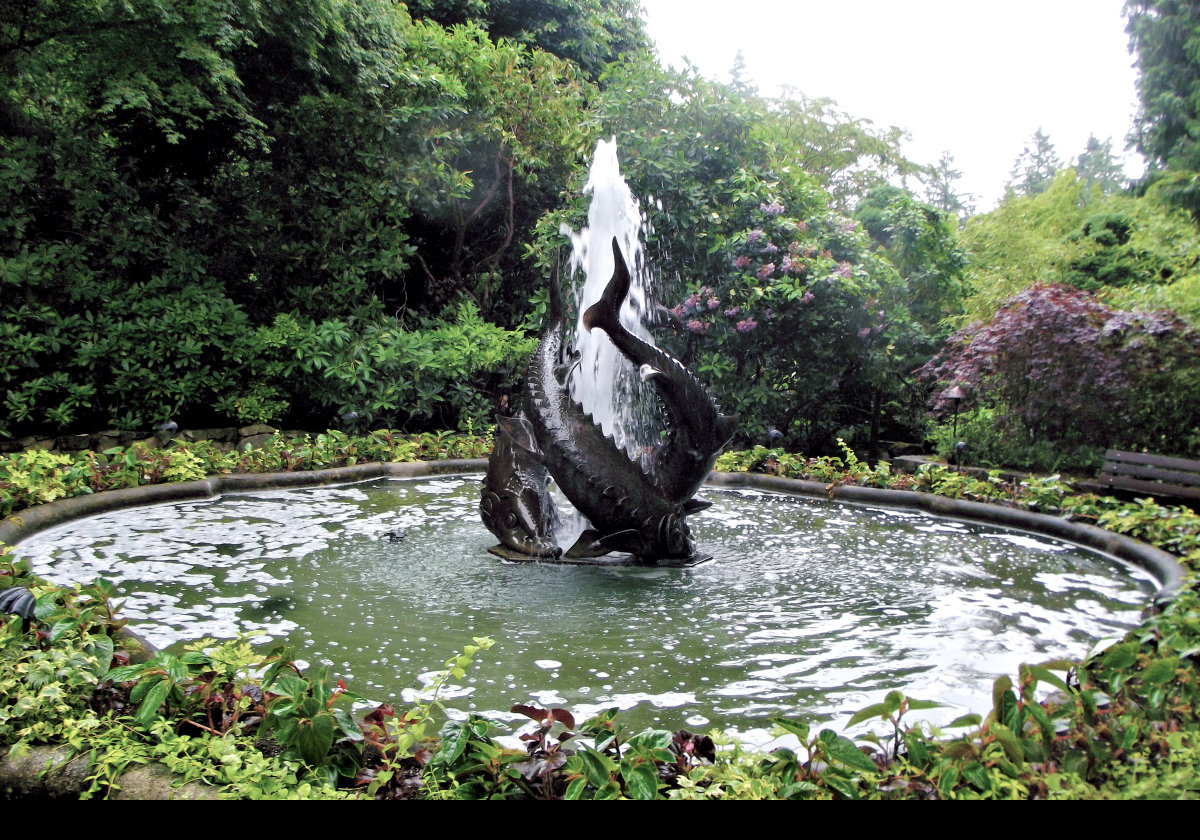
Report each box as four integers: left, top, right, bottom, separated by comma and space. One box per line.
1008, 128, 1061, 197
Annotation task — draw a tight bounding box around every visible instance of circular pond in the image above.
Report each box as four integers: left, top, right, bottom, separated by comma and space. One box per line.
14, 475, 1156, 741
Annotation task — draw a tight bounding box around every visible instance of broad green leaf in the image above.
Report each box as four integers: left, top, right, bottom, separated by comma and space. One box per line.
817, 729, 878, 774
564, 777, 588, 800
579, 748, 616, 788
134, 679, 171, 727
1023, 664, 1069, 693
847, 702, 891, 726
624, 762, 659, 800
1100, 641, 1139, 670
435, 720, 472, 765
905, 698, 942, 711
83, 634, 115, 678
821, 770, 860, 800
49, 618, 80, 642
770, 716, 810, 740
988, 722, 1025, 765
904, 732, 931, 769
960, 760, 992, 793
628, 730, 673, 751
991, 675, 1013, 714
295, 713, 335, 765
1141, 656, 1179, 685
948, 713, 982, 728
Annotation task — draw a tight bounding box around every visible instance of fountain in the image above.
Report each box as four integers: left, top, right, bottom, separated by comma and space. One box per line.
2, 141, 1180, 742
9, 476, 1161, 739
481, 140, 735, 564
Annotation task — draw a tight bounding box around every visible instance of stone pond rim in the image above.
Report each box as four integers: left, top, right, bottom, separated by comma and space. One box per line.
0, 459, 1185, 607
0, 458, 1185, 799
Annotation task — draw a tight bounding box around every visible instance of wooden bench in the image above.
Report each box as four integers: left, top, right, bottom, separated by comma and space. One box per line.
1100, 450, 1200, 504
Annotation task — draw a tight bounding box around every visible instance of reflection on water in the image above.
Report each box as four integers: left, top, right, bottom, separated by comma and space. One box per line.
15, 476, 1155, 743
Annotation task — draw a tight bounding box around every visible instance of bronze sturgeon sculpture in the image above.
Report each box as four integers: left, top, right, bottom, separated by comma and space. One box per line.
480, 238, 735, 562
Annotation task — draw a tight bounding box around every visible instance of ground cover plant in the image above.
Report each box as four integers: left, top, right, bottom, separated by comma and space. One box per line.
2, 436, 1199, 799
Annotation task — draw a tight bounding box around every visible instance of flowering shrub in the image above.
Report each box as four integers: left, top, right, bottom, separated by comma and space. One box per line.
919, 284, 1200, 458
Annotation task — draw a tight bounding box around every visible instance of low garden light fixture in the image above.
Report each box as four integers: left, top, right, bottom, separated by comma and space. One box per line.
943, 385, 966, 439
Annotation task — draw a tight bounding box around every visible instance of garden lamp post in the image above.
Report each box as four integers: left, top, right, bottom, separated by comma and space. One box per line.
943, 385, 965, 439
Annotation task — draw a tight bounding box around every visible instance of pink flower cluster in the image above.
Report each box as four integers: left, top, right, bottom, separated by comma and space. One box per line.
756, 263, 775, 280
836, 261, 853, 279
736, 318, 758, 333
760, 201, 785, 216
734, 255, 751, 270
687, 319, 709, 335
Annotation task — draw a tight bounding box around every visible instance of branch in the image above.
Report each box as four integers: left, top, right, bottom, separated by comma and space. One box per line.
471, 155, 515, 276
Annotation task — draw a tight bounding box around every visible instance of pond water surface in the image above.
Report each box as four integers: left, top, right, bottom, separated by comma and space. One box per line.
14, 475, 1156, 743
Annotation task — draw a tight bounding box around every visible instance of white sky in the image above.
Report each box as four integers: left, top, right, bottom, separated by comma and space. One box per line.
638, 0, 1145, 211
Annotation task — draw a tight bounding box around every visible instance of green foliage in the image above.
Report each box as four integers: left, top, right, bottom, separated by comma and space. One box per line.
1126, 0, 1200, 217
404, 0, 651, 81
282, 303, 535, 432
929, 406, 1108, 475
0, 430, 493, 518
960, 171, 1200, 327
0, 0, 590, 439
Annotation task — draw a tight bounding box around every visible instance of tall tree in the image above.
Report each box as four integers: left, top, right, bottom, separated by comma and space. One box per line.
403, 0, 651, 80
1125, 0, 1200, 215
923, 150, 975, 218
1008, 128, 1061, 196
1075, 134, 1126, 194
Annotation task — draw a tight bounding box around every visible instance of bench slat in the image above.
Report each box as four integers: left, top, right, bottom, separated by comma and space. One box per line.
1101, 462, 1200, 487
1099, 449, 1200, 504
1099, 475, 1200, 501
1104, 449, 1200, 473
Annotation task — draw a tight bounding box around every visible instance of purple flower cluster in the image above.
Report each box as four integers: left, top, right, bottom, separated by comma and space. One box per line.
756, 262, 775, 280
707, 296, 720, 310
747, 229, 763, 244
800, 290, 815, 305
724, 306, 741, 318
734, 255, 751, 270
836, 261, 853, 279
840, 221, 857, 233
687, 319, 708, 335
763, 242, 779, 254
736, 318, 758, 333
781, 256, 805, 275
760, 201, 785, 216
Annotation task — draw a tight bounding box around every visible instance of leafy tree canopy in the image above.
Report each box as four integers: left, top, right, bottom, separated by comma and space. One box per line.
403, 0, 651, 79
960, 170, 1200, 325
1125, 0, 1200, 215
